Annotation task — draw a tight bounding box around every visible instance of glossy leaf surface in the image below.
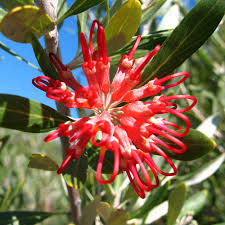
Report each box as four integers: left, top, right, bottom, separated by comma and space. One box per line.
105, 0, 142, 55
30, 35, 58, 79
160, 128, 216, 161
140, 0, 225, 85
0, 94, 69, 133
0, 6, 55, 43
57, 0, 105, 24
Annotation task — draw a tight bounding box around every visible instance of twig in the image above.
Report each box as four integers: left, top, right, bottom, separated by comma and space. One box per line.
35, 1, 81, 224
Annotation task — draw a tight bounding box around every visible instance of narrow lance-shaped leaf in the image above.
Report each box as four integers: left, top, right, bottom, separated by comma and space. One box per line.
0, 211, 60, 225
197, 113, 220, 138
0, 94, 69, 133
158, 128, 216, 161
141, 0, 166, 24
179, 153, 225, 186
109, 30, 171, 65
145, 201, 168, 224
57, 0, 68, 30
112, 30, 171, 56
57, 0, 105, 24
0, 6, 55, 43
30, 34, 58, 79
178, 190, 208, 219
0, 40, 41, 71
0, 179, 24, 211
132, 182, 169, 219
140, 0, 225, 86
105, 0, 142, 55
167, 183, 187, 225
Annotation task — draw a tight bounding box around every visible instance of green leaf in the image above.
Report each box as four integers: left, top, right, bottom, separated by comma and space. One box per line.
0, 6, 55, 43
0, 179, 24, 211
140, 0, 225, 85
141, 0, 166, 24
63, 154, 88, 189
0, 211, 58, 225
178, 190, 208, 219
57, 0, 68, 29
30, 34, 58, 79
105, 0, 142, 55
109, 30, 171, 66
179, 153, 225, 186
0, 8, 7, 23
28, 154, 59, 171
57, 0, 105, 24
158, 128, 216, 161
145, 201, 168, 224
96, 201, 128, 225
87, 141, 115, 174
212, 223, 225, 225
112, 29, 171, 56
132, 182, 169, 219
79, 196, 101, 225
101, 0, 128, 27
0, 94, 69, 133
77, 11, 89, 35
0, 0, 33, 11
0, 135, 10, 154
167, 183, 187, 225
197, 113, 220, 138
107, 209, 129, 225
96, 202, 111, 223
0, 188, 11, 212
0, 40, 41, 71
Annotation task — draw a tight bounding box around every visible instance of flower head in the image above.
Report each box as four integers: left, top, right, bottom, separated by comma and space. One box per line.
32, 20, 197, 198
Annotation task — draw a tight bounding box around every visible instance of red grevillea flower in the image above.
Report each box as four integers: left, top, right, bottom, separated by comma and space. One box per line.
32, 20, 197, 198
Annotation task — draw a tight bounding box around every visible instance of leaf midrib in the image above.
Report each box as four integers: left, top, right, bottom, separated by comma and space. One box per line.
139, 0, 221, 86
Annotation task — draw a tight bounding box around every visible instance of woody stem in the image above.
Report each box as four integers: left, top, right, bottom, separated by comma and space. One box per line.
35, 1, 81, 224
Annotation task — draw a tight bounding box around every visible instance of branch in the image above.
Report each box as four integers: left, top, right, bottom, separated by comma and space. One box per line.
35, 1, 81, 224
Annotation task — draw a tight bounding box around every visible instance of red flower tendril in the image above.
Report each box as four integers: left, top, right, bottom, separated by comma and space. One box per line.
32, 20, 197, 198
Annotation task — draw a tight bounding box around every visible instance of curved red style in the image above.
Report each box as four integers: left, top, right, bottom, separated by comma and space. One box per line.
32, 20, 197, 198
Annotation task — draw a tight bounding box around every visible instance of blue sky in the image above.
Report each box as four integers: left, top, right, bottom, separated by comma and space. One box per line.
0, 0, 195, 116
